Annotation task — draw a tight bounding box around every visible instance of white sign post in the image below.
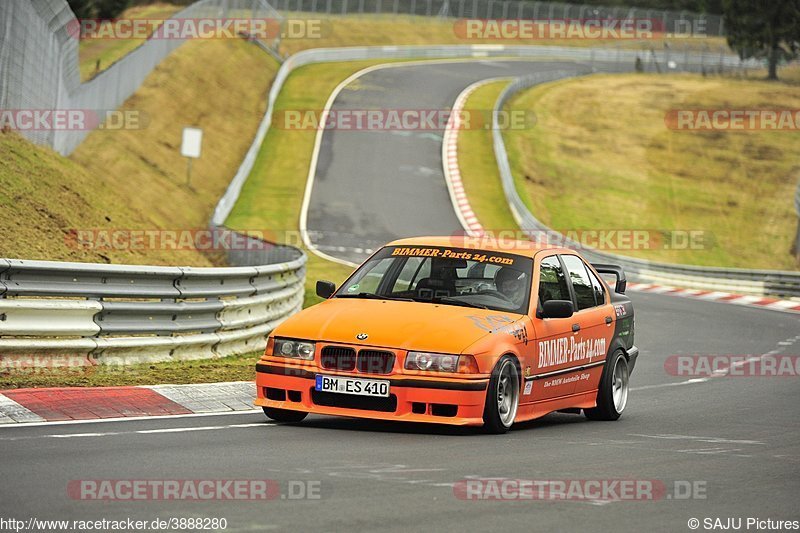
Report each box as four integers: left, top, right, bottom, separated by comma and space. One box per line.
181, 127, 203, 188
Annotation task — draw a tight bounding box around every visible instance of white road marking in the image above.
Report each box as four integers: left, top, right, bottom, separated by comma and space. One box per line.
632, 333, 799, 391
630, 377, 708, 391
0, 421, 273, 441
297, 57, 549, 267
629, 434, 764, 445
0, 408, 262, 429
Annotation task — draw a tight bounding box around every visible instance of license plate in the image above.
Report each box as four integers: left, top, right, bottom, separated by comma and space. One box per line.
315, 374, 390, 397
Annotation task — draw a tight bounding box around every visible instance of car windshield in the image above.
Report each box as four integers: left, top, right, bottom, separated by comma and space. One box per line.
334, 245, 534, 314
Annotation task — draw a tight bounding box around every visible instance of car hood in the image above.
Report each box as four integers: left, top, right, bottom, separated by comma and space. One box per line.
274, 298, 523, 354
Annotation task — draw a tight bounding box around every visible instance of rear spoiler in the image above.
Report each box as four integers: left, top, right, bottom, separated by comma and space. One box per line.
591, 264, 627, 294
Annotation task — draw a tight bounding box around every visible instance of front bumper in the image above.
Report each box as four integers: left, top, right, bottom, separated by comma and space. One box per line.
255, 363, 490, 426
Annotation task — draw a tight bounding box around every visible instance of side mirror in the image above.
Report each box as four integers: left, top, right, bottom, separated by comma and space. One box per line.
591, 263, 627, 294
541, 300, 574, 319
316, 280, 336, 299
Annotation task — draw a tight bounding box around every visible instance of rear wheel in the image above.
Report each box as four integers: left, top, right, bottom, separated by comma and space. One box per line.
585, 350, 629, 421
482, 355, 520, 434
262, 407, 308, 423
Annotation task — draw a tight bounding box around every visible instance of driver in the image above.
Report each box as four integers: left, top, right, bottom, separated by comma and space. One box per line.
494, 267, 528, 308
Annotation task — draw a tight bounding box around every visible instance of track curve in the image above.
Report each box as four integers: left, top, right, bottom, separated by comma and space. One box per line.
305, 60, 595, 265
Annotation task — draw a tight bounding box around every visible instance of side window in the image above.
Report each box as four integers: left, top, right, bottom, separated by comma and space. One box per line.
561, 255, 596, 310
586, 266, 606, 306
538, 256, 571, 305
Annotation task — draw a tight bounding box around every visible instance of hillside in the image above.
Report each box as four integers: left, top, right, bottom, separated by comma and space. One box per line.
1, 37, 278, 266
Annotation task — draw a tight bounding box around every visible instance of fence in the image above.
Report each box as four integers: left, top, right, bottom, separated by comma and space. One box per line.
0, 0, 725, 157
273, 0, 724, 36
0, 0, 281, 155
490, 71, 800, 298
0, 0, 309, 368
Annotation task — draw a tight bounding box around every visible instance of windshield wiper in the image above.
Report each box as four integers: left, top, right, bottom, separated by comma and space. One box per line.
335, 292, 415, 302
435, 297, 490, 310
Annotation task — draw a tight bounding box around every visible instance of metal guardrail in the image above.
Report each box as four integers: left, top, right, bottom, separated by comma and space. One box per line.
0, 249, 306, 367
490, 71, 800, 298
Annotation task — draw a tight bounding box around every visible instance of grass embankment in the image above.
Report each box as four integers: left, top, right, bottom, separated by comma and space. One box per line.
79, 3, 182, 81
78, 6, 731, 82
224, 60, 404, 306
1, 38, 278, 266
0, 58, 394, 388
497, 73, 800, 269
456, 80, 517, 232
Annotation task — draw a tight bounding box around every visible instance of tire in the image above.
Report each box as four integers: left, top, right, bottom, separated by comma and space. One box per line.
585, 350, 629, 421
482, 355, 520, 434
262, 406, 308, 423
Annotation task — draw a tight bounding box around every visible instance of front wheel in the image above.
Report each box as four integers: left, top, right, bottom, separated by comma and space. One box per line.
262, 406, 308, 423
585, 350, 629, 421
482, 355, 520, 434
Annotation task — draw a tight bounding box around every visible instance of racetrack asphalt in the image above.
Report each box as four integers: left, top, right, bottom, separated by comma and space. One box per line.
306, 60, 599, 264
1, 292, 798, 531
1, 60, 798, 532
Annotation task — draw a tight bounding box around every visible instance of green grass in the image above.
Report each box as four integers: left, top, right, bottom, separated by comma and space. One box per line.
79, 3, 182, 81
501, 72, 800, 269
79, 8, 732, 82
457, 80, 520, 232
277, 14, 730, 57
226, 59, 431, 307
0, 353, 259, 390
1, 38, 278, 267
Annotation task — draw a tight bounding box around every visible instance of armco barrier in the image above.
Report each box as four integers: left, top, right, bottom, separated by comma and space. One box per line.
490, 71, 800, 298
0, 249, 306, 366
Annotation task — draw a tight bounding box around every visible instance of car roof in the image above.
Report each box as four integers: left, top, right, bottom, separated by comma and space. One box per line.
385, 236, 575, 259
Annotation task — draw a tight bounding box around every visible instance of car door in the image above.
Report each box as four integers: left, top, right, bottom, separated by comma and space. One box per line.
525, 254, 581, 402
559, 254, 615, 395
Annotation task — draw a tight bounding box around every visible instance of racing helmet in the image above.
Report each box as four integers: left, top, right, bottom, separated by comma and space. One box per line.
495, 266, 527, 303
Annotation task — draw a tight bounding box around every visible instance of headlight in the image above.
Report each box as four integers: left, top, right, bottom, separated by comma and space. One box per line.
404, 351, 478, 373
273, 338, 315, 360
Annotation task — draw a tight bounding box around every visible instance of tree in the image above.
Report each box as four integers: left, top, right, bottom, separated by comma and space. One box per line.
65, 0, 132, 20
66, 0, 95, 18
723, 0, 800, 80
93, 0, 131, 19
